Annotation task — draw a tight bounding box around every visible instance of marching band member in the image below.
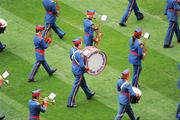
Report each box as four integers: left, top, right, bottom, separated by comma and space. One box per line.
164, 0, 180, 48
42, 0, 65, 39
28, 25, 56, 82
0, 22, 6, 52
84, 10, 98, 46
129, 28, 144, 88
29, 89, 48, 120
177, 102, 180, 120
119, 0, 144, 27
114, 69, 140, 120
67, 37, 95, 108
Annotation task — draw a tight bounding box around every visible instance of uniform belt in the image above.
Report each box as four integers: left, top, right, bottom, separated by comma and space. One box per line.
85, 33, 90, 36
130, 50, 139, 56
47, 11, 53, 14
36, 49, 45, 55
30, 116, 40, 119
121, 91, 130, 97
168, 8, 176, 12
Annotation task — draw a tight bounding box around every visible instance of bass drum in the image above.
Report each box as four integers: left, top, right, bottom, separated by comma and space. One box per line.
81, 46, 107, 76
130, 87, 142, 104
0, 18, 7, 34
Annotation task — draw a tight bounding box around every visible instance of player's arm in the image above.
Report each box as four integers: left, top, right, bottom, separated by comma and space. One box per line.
39, 104, 46, 113
127, 84, 136, 97
41, 38, 49, 49
52, 2, 58, 15
117, 81, 121, 92
138, 44, 144, 59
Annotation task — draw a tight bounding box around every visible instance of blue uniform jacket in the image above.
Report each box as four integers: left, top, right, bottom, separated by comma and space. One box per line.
177, 102, 180, 118
128, 37, 143, 65
84, 18, 94, 36
29, 100, 46, 119
117, 78, 136, 105
43, 0, 57, 23
70, 47, 86, 75
165, 0, 180, 22
34, 33, 49, 61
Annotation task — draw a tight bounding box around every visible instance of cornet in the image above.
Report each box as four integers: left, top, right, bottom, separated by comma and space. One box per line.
0, 71, 10, 87
92, 18, 103, 47
141, 32, 150, 60
39, 97, 55, 104
39, 92, 56, 105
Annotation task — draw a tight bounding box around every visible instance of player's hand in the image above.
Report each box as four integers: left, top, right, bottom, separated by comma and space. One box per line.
45, 38, 52, 44
93, 38, 99, 42
143, 53, 146, 57
85, 67, 90, 72
136, 93, 140, 97
42, 97, 48, 108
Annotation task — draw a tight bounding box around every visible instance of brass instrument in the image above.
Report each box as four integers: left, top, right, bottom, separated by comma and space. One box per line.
92, 18, 103, 47
0, 71, 10, 87
142, 32, 150, 60
38, 92, 56, 105
39, 97, 55, 105
55, 0, 60, 17
44, 24, 53, 44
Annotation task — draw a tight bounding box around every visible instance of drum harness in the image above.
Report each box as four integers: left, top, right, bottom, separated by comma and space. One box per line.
71, 49, 80, 66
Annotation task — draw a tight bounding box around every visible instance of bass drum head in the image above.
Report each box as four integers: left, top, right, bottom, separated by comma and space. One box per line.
86, 51, 107, 76
0, 18, 7, 34
0, 18, 7, 28
130, 87, 142, 104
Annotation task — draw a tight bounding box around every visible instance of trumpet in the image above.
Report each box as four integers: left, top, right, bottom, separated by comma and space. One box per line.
38, 92, 56, 105
92, 18, 103, 47
39, 97, 56, 105
44, 24, 53, 44
0, 71, 10, 87
55, 0, 60, 17
141, 32, 150, 60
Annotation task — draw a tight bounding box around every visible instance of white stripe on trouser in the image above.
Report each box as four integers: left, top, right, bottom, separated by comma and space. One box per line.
167, 22, 175, 45
70, 75, 82, 106
125, 0, 134, 21
134, 65, 140, 87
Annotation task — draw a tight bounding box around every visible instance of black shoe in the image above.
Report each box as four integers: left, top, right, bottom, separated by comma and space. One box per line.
163, 44, 173, 48
49, 69, 57, 76
137, 16, 144, 21
0, 115, 5, 120
178, 40, 180, 43
119, 23, 126, 27
59, 33, 66, 39
87, 92, 95, 100
137, 13, 144, 21
136, 116, 140, 120
67, 104, 77, 108
28, 78, 36, 82
0, 44, 6, 52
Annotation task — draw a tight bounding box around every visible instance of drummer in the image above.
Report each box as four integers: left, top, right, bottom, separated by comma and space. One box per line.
67, 37, 95, 108
0, 20, 6, 52
114, 69, 140, 120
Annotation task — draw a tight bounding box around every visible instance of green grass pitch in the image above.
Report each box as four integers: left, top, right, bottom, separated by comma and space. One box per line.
0, 0, 179, 120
